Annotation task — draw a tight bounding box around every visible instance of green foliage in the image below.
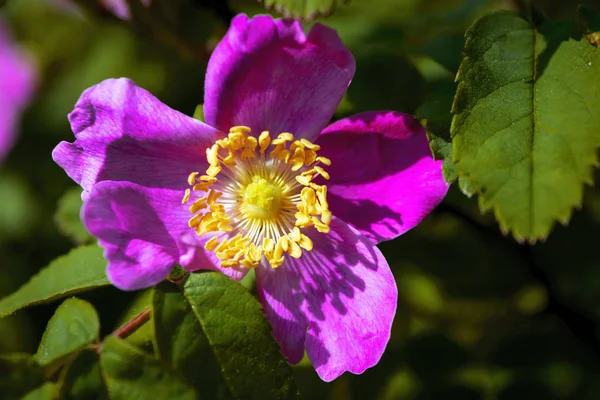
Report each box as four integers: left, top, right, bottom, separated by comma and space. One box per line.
100, 336, 196, 400
54, 187, 93, 245
260, 0, 346, 20
21, 383, 58, 400
59, 350, 106, 400
0, 354, 44, 399
181, 272, 299, 399
451, 10, 600, 242
0, 245, 109, 317
35, 298, 100, 366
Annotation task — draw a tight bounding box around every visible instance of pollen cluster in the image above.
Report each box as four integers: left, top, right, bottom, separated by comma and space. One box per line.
183, 126, 332, 269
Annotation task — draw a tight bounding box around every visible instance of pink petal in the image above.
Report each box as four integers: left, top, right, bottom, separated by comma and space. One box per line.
52, 78, 220, 200
255, 217, 397, 382
317, 111, 448, 244
203, 14, 355, 141
0, 18, 37, 161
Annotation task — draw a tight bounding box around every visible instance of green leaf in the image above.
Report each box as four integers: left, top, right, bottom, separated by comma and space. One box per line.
0, 354, 44, 399
0, 245, 109, 317
192, 104, 205, 122
153, 282, 231, 399
59, 350, 107, 400
35, 298, 100, 366
21, 383, 58, 400
181, 272, 298, 400
260, 0, 347, 20
54, 187, 93, 245
100, 336, 196, 400
451, 11, 600, 241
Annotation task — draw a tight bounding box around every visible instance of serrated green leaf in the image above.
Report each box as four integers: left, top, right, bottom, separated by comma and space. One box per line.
0, 354, 44, 399
100, 336, 195, 400
59, 350, 107, 400
451, 11, 600, 241
35, 298, 100, 366
54, 187, 93, 245
261, 0, 346, 20
21, 383, 58, 400
153, 282, 231, 399
0, 245, 109, 317
182, 272, 298, 400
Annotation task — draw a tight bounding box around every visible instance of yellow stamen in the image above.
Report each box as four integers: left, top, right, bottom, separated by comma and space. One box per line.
184, 127, 332, 269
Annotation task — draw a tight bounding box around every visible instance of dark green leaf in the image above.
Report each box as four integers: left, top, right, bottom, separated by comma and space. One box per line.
0, 354, 44, 399
21, 383, 58, 400
54, 187, 93, 245
59, 350, 107, 400
451, 11, 600, 241
182, 272, 298, 400
35, 298, 100, 366
261, 0, 346, 20
0, 245, 109, 317
100, 336, 195, 400
153, 282, 231, 399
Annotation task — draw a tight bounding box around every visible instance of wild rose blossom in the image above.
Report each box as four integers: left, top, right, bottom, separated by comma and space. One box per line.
53, 14, 448, 381
0, 18, 36, 162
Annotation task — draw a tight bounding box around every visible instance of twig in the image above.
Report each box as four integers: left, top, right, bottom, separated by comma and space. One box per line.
436, 203, 600, 360
111, 307, 151, 339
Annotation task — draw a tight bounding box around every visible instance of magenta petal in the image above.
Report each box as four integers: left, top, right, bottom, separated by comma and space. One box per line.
317, 111, 448, 244
0, 19, 36, 161
256, 217, 397, 382
203, 14, 355, 140
52, 78, 220, 199
82, 181, 190, 290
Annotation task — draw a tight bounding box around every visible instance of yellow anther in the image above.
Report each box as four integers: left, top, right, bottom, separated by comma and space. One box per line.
188, 172, 199, 185
300, 139, 320, 151
200, 175, 217, 183
312, 217, 330, 233
259, 131, 271, 153
210, 204, 225, 213
188, 213, 205, 228
297, 234, 313, 251
304, 150, 317, 166
301, 168, 317, 177
207, 144, 220, 167
223, 152, 237, 166
321, 209, 332, 225
301, 187, 316, 204
263, 237, 275, 253
296, 175, 312, 186
182, 188, 191, 204
230, 125, 251, 134
288, 240, 302, 258
316, 186, 328, 210
216, 138, 229, 148
316, 156, 331, 166
314, 166, 330, 180
189, 197, 208, 213
269, 143, 285, 160
193, 182, 212, 192
204, 236, 220, 251
272, 132, 293, 145
289, 227, 302, 242
206, 164, 222, 177
295, 212, 313, 227
207, 189, 221, 204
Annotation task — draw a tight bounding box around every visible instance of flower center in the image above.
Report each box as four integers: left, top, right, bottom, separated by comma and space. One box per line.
182, 126, 332, 269
243, 176, 282, 219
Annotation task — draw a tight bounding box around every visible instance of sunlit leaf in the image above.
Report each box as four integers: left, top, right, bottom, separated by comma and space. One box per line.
0, 245, 109, 317
0, 354, 44, 399
181, 272, 299, 399
260, 0, 347, 20
35, 298, 100, 366
54, 187, 93, 245
100, 336, 196, 400
59, 350, 107, 400
21, 383, 58, 400
451, 11, 600, 241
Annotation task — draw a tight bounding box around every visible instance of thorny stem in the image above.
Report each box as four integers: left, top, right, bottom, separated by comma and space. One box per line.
111, 307, 151, 339
436, 203, 600, 360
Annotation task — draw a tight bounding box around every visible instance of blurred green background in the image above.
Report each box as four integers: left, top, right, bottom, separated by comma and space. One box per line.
3, 0, 600, 398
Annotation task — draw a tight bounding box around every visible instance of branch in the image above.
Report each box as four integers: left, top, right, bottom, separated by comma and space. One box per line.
111, 307, 151, 339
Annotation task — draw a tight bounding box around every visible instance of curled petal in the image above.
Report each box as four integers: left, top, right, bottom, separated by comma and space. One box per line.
53, 78, 220, 200
204, 14, 355, 141
256, 217, 397, 381
317, 111, 448, 243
